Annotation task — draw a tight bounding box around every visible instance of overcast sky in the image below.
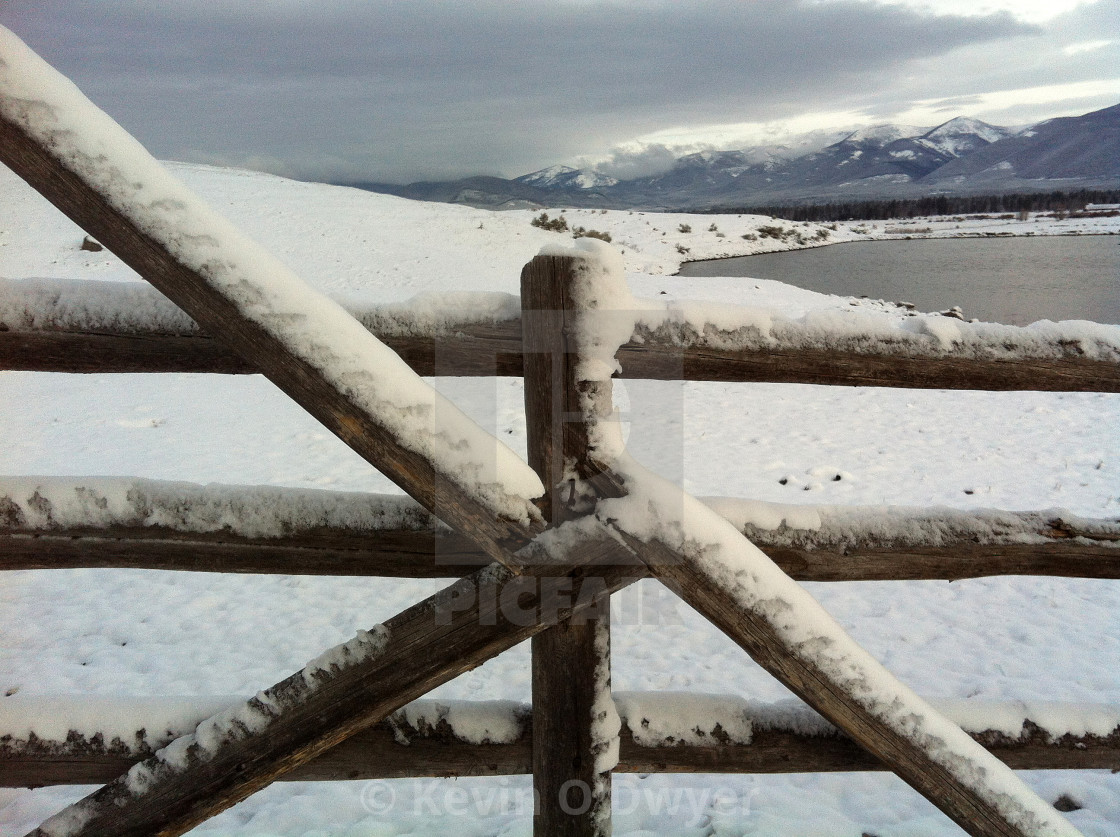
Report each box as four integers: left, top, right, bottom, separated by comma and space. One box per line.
3, 0, 1118, 183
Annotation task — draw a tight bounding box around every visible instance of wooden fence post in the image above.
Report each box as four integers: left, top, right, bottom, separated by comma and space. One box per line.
523, 254, 616, 836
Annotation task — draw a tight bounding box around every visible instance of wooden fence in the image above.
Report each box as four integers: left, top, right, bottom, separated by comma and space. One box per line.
3, 28, 1120, 837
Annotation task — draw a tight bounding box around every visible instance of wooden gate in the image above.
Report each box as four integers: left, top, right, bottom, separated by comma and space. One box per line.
2, 28, 1118, 836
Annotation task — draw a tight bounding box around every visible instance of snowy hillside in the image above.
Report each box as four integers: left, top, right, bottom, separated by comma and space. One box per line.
2, 162, 1120, 836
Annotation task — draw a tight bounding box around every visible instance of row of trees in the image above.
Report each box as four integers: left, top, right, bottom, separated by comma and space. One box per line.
702, 189, 1120, 222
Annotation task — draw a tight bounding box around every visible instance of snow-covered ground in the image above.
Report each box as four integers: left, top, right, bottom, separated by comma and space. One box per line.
2, 160, 1120, 836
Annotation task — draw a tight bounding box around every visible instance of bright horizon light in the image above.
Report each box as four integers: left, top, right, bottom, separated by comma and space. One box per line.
889, 78, 1120, 125
840, 0, 1103, 23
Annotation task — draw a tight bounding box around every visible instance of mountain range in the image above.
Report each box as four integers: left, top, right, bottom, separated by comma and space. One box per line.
345, 102, 1120, 211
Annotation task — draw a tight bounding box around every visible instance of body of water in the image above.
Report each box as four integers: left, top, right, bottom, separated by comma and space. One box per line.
678, 234, 1120, 326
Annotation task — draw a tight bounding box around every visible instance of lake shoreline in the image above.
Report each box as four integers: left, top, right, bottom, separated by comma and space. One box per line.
677, 222, 1119, 271
677, 233, 1120, 326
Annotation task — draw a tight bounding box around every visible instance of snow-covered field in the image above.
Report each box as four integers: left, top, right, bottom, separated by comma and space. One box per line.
2, 160, 1120, 836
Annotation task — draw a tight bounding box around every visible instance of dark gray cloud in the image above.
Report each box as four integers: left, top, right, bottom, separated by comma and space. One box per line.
2, 0, 1109, 183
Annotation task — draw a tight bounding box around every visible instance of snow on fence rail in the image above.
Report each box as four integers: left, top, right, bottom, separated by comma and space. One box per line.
3, 277, 1119, 391
3, 477, 1117, 580
4, 694, 1118, 789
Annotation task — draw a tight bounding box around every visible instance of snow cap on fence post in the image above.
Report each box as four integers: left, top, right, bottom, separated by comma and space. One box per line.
536, 238, 635, 383
533, 238, 651, 471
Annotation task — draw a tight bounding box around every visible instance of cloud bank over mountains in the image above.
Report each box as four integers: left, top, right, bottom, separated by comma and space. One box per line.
362, 103, 1120, 211
1, 0, 1117, 183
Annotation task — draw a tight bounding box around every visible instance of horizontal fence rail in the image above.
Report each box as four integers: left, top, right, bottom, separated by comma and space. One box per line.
3, 479, 1118, 580
4, 695, 1118, 789
6, 515, 1118, 581
4, 279, 1119, 391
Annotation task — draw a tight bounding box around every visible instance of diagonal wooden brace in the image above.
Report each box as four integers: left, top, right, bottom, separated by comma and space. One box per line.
0, 42, 542, 570
25, 534, 643, 837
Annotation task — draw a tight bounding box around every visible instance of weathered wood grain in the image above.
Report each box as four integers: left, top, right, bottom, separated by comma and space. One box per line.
620, 341, 1120, 391
6, 707, 1116, 788
523, 255, 617, 836
0, 327, 524, 376
5, 526, 1118, 579
0, 529, 487, 577
6, 324, 1119, 391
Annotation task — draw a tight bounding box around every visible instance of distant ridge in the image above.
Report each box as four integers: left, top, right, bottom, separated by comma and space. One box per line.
926, 103, 1120, 183
339, 103, 1120, 211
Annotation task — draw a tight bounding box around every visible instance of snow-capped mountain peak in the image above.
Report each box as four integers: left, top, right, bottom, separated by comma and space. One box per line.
919, 117, 1013, 156
514, 165, 618, 189
927, 116, 1007, 142
515, 165, 577, 186
841, 124, 929, 145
